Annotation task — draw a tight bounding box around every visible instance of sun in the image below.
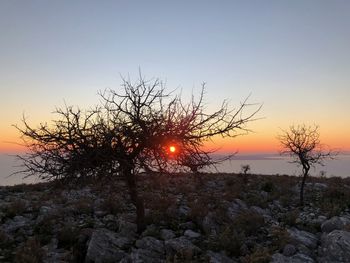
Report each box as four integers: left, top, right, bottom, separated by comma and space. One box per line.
169, 145, 176, 153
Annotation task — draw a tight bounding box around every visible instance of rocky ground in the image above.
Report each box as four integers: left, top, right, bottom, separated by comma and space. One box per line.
1, 172, 350, 262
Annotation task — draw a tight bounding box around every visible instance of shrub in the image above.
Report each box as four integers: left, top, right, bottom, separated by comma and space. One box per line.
34, 215, 56, 245
57, 224, 79, 249
144, 192, 177, 223
233, 211, 265, 236
5, 199, 26, 218
269, 226, 291, 251
208, 225, 243, 257
261, 181, 275, 193
281, 209, 299, 227
100, 195, 122, 215
0, 229, 13, 248
245, 192, 269, 208
71, 198, 94, 215
319, 184, 350, 217
14, 238, 45, 263
241, 247, 271, 263
188, 198, 210, 223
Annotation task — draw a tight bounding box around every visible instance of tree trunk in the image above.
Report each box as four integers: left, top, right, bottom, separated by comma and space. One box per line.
124, 164, 145, 233
299, 165, 309, 206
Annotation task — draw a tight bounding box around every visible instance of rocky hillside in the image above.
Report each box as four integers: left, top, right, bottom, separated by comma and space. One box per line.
1, 173, 350, 262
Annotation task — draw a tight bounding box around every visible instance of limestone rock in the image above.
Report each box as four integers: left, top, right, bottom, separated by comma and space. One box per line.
321, 216, 350, 233
85, 228, 129, 263
202, 212, 220, 236
165, 236, 201, 260
288, 227, 318, 249
318, 230, 350, 262
206, 250, 236, 263
130, 248, 165, 263
3, 216, 30, 233
135, 236, 165, 255
227, 199, 248, 220
271, 253, 314, 263
184, 229, 201, 239
282, 244, 296, 257
160, 229, 176, 240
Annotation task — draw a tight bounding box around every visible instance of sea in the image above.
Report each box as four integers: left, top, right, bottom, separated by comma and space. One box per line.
1, 153, 349, 186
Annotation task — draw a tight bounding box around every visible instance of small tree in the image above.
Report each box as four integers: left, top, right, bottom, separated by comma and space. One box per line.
240, 164, 251, 185
15, 75, 261, 232
278, 124, 334, 206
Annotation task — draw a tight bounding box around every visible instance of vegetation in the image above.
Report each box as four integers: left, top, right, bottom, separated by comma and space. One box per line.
1, 172, 350, 262
278, 124, 335, 206
14, 74, 260, 232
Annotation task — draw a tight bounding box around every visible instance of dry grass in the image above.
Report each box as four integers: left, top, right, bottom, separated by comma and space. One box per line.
14, 237, 45, 263
4, 199, 27, 219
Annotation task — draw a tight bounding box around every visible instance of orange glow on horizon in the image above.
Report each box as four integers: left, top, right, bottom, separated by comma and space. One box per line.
1, 132, 349, 155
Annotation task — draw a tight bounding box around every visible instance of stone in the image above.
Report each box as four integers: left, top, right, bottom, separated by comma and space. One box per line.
312, 215, 327, 226
318, 230, 350, 262
160, 229, 176, 240
141, 224, 159, 237
135, 236, 165, 255
94, 210, 108, 217
117, 218, 137, 238
312, 183, 328, 190
206, 250, 236, 263
321, 216, 350, 233
3, 216, 30, 233
165, 236, 201, 260
178, 205, 190, 217
202, 212, 220, 235
103, 214, 117, 222
288, 227, 318, 249
184, 229, 201, 239
271, 253, 315, 263
178, 221, 196, 230
130, 248, 165, 263
250, 206, 270, 216
39, 206, 52, 215
282, 244, 296, 256
227, 199, 248, 220
85, 228, 129, 263
132, 236, 166, 262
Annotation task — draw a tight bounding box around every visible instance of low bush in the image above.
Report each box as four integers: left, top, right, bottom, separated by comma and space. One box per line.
281, 209, 299, 227
4, 199, 26, 219
100, 195, 123, 215
269, 226, 291, 252
208, 225, 244, 257
57, 224, 79, 249
233, 211, 265, 236
71, 198, 94, 215
33, 215, 56, 245
241, 247, 271, 263
14, 237, 45, 263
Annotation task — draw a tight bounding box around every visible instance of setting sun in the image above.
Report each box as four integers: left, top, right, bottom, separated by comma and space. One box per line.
169, 146, 176, 153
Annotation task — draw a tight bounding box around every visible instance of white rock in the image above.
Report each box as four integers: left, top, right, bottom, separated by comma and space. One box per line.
85, 228, 129, 263
288, 227, 318, 249
321, 216, 350, 233
318, 230, 350, 262
184, 229, 201, 239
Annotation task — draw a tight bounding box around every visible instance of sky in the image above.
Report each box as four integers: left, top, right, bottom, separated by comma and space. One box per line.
1, 0, 350, 154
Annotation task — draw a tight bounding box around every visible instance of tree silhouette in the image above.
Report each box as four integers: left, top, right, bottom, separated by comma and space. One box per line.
15, 75, 261, 232
278, 124, 334, 206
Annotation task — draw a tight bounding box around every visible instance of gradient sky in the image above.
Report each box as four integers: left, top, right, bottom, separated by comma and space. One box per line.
1, 0, 350, 154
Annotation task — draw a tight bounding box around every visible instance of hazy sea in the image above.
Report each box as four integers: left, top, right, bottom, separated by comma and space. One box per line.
1, 153, 349, 186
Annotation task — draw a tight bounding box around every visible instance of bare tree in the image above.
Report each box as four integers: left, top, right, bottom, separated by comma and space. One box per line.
15, 74, 261, 232
240, 164, 251, 185
278, 124, 334, 206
